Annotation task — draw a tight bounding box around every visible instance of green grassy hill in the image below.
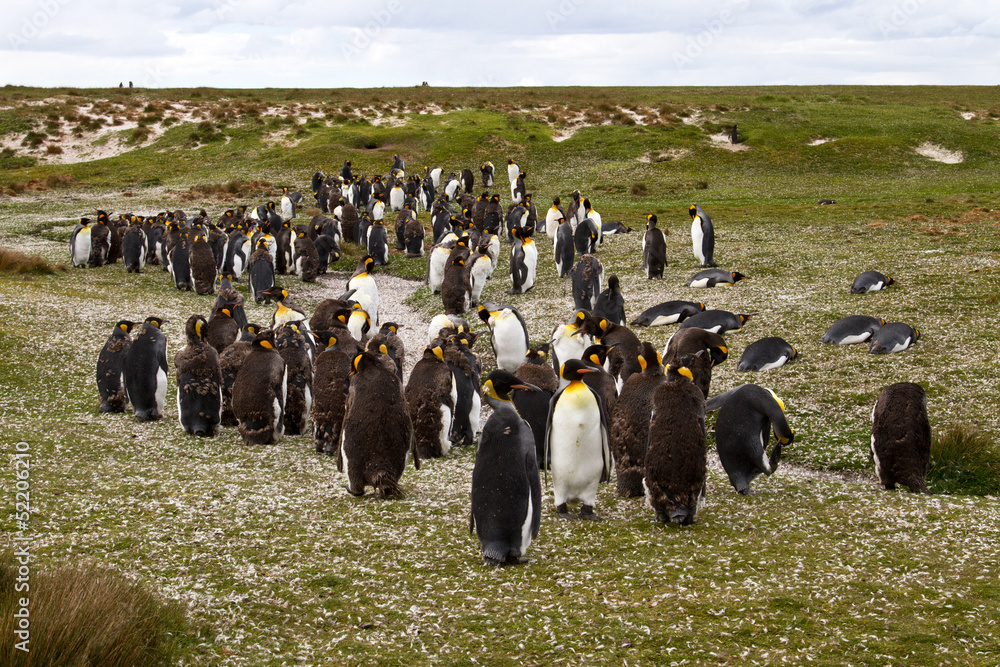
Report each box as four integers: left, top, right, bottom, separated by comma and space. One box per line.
1, 86, 999, 666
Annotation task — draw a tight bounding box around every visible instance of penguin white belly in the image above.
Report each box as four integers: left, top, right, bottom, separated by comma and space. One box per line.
303, 385, 313, 424
591, 211, 603, 243
521, 242, 537, 291
138, 245, 146, 269
870, 403, 882, 480
692, 219, 706, 264
867, 281, 885, 292
469, 391, 482, 443
757, 355, 788, 371
520, 494, 534, 553
838, 332, 872, 345
493, 316, 528, 372
507, 164, 519, 184
176, 388, 184, 429
486, 236, 500, 270
390, 189, 404, 211
550, 386, 604, 506
758, 430, 772, 473
281, 197, 294, 220
155, 367, 167, 414
889, 337, 911, 353
470, 258, 491, 303
428, 250, 448, 292
431, 168, 443, 188
703, 325, 723, 334
274, 369, 288, 440
545, 210, 560, 240
440, 376, 458, 455
73, 229, 91, 266
445, 181, 459, 201
372, 202, 385, 221
650, 314, 681, 326
552, 332, 589, 379
688, 278, 712, 288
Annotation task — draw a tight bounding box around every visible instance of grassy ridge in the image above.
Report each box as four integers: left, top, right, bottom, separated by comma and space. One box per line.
1, 86, 999, 665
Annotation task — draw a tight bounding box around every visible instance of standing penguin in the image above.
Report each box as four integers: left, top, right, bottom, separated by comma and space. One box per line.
573, 217, 599, 255
276, 323, 313, 436
511, 171, 526, 204
508, 226, 537, 294
545, 197, 565, 241
340, 351, 417, 498
642, 214, 667, 279
479, 303, 529, 373
367, 219, 390, 266
248, 238, 275, 304
96, 320, 135, 413
122, 224, 147, 273
88, 216, 111, 267
689, 204, 716, 267
443, 332, 483, 448
593, 275, 626, 326
405, 345, 457, 459
512, 344, 560, 469
232, 330, 287, 445
569, 254, 604, 312
70, 218, 93, 268
545, 359, 612, 520
549, 310, 594, 378
122, 317, 169, 422
480, 162, 495, 188
218, 324, 261, 427
610, 342, 665, 497
168, 236, 195, 292
554, 217, 575, 279
190, 234, 218, 295
292, 229, 320, 283
871, 382, 931, 493
311, 332, 363, 455
366, 322, 405, 382
468, 244, 493, 306
645, 359, 707, 525
506, 158, 520, 185
174, 314, 222, 437
347, 255, 380, 330
441, 252, 472, 315
471, 370, 542, 566
710, 384, 793, 495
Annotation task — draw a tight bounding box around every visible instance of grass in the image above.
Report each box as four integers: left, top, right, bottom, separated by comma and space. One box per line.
0, 86, 999, 665
928, 424, 1000, 496
0, 551, 189, 665
0, 247, 64, 275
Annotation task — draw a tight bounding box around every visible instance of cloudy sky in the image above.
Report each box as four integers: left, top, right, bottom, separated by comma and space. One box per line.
2, 0, 997, 88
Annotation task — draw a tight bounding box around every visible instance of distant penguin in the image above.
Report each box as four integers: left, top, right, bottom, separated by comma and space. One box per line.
122, 224, 147, 273
292, 229, 320, 283
460, 168, 475, 194
610, 342, 665, 497
508, 227, 537, 294
642, 214, 667, 279
341, 160, 352, 181
471, 370, 542, 566
88, 216, 111, 267
851, 270, 895, 294
737, 337, 798, 371
468, 246, 493, 305
347, 255, 380, 329
686, 269, 747, 288
247, 239, 275, 304
678, 310, 752, 335
569, 254, 604, 312
218, 325, 259, 427
645, 358, 707, 525
122, 317, 169, 422
506, 158, 520, 185
168, 237, 195, 291
483, 194, 503, 235
554, 217, 575, 278
70, 218, 92, 267
404, 216, 425, 257
367, 322, 405, 381
443, 332, 483, 448
582, 199, 602, 243
688, 204, 716, 267
96, 320, 135, 413
311, 333, 361, 454
389, 179, 406, 212
405, 344, 457, 459
821, 315, 884, 345
428, 313, 472, 343
479, 303, 529, 373
511, 172, 526, 204
442, 252, 472, 314
871, 382, 930, 493
191, 234, 218, 295
340, 351, 417, 497
281, 187, 297, 221
315, 232, 341, 271
573, 217, 599, 255
175, 314, 222, 437
545, 197, 565, 240
367, 220, 390, 266
593, 275, 626, 325
545, 359, 612, 520
631, 301, 705, 327
711, 384, 793, 495
275, 323, 313, 436
512, 344, 559, 469
566, 190, 583, 231
869, 322, 919, 354
549, 310, 593, 378
601, 220, 631, 235
480, 162, 495, 188
232, 330, 287, 445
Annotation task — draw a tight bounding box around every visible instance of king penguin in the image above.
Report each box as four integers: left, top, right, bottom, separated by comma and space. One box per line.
821, 315, 884, 345
710, 384, 793, 495
593, 275, 626, 326
554, 217, 575, 279
545, 359, 612, 520
276, 323, 313, 436
70, 218, 92, 268
405, 344, 457, 459
508, 226, 537, 294
688, 204, 716, 267
480, 161, 495, 188
609, 341, 665, 497
512, 343, 560, 470
869, 322, 919, 354
122, 316, 169, 422
471, 370, 542, 565
645, 358, 707, 525
871, 382, 931, 493
479, 302, 530, 373
174, 314, 222, 437
96, 320, 135, 413
642, 214, 667, 279
737, 337, 798, 371
340, 351, 417, 498
232, 330, 287, 445
851, 270, 895, 294
347, 255, 380, 330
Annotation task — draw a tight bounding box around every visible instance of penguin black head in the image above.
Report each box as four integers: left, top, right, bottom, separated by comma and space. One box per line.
582, 343, 615, 368
115, 320, 136, 334
732, 272, 748, 282
379, 322, 400, 335
607, 275, 620, 290
553, 197, 561, 206
252, 330, 277, 350
560, 358, 596, 382
79, 217, 91, 226
709, 344, 728, 367
637, 343, 663, 374
144, 316, 168, 329
313, 331, 339, 351
525, 342, 550, 364
477, 303, 498, 324
507, 158, 515, 165
186, 314, 208, 343
738, 313, 754, 325
666, 357, 696, 383
263, 286, 289, 302
688, 205, 698, 218
647, 214, 658, 226
483, 369, 536, 404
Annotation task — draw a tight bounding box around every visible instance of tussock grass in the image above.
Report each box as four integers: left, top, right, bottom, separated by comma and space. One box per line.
0, 248, 64, 275
0, 552, 186, 666
929, 423, 1000, 496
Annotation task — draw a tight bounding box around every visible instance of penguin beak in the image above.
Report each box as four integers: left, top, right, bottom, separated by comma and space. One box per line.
511, 383, 540, 392
577, 368, 596, 375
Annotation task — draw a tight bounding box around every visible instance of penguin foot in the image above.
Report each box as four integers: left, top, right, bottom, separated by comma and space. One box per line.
579, 505, 602, 521
556, 503, 576, 521
344, 484, 365, 497
483, 556, 505, 567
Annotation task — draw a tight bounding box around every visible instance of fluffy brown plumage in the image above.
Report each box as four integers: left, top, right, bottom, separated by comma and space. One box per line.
276, 324, 313, 436
872, 382, 931, 493
175, 314, 222, 437
232, 331, 287, 445
219, 338, 251, 427
610, 342, 665, 497
441, 252, 471, 315
190, 235, 218, 295
405, 346, 455, 459
311, 336, 353, 455
292, 230, 319, 283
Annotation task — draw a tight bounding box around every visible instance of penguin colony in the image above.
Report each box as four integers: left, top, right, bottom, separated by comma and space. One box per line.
86, 152, 929, 567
